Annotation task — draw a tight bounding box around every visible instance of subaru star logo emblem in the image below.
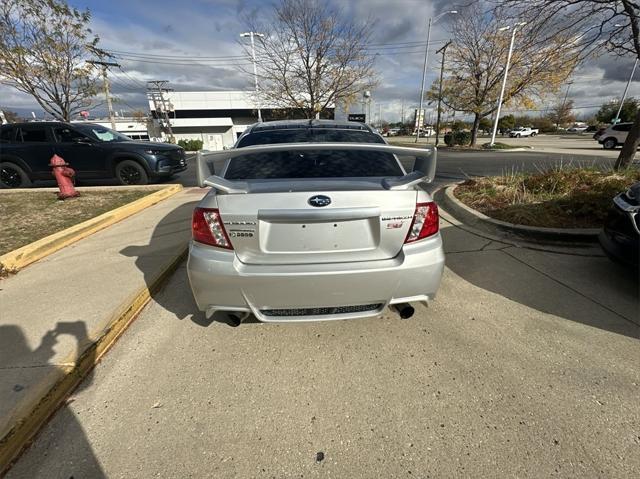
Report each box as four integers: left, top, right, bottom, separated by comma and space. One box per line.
308, 195, 331, 207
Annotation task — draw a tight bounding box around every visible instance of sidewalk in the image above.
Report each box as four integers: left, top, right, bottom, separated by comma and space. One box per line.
0, 186, 203, 469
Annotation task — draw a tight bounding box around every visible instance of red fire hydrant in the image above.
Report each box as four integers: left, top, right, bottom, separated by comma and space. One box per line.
50, 154, 80, 200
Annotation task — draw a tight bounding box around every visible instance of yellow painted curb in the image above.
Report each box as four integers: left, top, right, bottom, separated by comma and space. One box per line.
0, 246, 189, 474
0, 184, 183, 274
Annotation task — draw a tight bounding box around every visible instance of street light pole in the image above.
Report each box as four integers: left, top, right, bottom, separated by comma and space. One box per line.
240, 31, 265, 122
614, 57, 638, 124
490, 22, 526, 146
415, 10, 457, 143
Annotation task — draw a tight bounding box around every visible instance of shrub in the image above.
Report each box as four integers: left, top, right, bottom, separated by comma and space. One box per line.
177, 139, 204, 151
444, 133, 453, 146
452, 130, 471, 146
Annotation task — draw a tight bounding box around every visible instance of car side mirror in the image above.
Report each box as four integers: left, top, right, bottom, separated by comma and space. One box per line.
73, 137, 92, 145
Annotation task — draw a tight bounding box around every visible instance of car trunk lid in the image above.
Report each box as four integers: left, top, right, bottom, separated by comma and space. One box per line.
217, 190, 417, 265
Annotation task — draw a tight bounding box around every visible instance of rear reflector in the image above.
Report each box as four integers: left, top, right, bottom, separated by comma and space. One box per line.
404, 201, 439, 243
192, 207, 233, 249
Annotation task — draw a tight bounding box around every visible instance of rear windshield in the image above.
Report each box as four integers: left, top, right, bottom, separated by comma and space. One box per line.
224, 150, 403, 180
237, 128, 385, 147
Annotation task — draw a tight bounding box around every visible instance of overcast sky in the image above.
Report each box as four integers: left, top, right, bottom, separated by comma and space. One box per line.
1, 0, 637, 122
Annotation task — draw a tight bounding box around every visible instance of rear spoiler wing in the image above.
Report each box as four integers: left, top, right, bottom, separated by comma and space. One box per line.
196, 142, 436, 193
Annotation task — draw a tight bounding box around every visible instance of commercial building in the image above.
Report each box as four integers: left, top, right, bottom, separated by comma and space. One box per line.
148, 91, 334, 150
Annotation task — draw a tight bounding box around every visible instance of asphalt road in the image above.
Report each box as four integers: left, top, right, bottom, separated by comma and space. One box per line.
8, 214, 639, 478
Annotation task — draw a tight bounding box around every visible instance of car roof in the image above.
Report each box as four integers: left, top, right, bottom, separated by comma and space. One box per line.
1, 121, 69, 127
248, 119, 375, 133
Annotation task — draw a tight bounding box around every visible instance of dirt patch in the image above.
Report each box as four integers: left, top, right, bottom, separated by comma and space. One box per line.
0, 189, 160, 256
455, 167, 640, 228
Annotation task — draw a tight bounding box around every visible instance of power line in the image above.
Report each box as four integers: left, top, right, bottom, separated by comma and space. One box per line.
117, 66, 147, 88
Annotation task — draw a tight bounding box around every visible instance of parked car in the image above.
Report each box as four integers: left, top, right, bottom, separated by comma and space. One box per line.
509, 127, 538, 137
567, 126, 588, 132
597, 122, 632, 149
593, 126, 607, 141
385, 128, 401, 137
599, 182, 640, 267
187, 120, 444, 325
0, 122, 186, 188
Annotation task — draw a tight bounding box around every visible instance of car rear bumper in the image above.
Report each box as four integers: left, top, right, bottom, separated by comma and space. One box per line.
187, 234, 445, 322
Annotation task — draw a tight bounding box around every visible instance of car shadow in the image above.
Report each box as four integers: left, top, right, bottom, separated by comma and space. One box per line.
440, 224, 640, 339
1, 323, 106, 478
119, 193, 257, 328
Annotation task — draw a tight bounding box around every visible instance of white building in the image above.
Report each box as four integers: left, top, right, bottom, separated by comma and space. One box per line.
148, 91, 335, 150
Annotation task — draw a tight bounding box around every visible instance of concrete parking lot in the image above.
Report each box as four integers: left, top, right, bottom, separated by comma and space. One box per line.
8, 212, 639, 478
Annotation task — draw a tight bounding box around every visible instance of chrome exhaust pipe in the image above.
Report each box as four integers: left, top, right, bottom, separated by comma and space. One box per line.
391, 303, 415, 319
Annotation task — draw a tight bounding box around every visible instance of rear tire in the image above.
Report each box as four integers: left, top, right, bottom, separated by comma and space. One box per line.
516, 133, 521, 138
0, 162, 32, 189
115, 160, 149, 185
602, 138, 617, 150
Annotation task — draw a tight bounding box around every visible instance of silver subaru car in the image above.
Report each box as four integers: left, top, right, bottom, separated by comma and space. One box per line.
187, 120, 444, 324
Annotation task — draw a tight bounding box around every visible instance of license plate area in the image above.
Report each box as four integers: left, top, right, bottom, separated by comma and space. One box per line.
260, 218, 378, 253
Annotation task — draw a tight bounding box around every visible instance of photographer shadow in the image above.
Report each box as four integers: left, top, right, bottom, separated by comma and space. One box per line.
1, 322, 106, 478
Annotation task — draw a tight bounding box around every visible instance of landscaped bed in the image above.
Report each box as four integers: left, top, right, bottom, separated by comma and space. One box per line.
455, 167, 640, 229
0, 188, 160, 256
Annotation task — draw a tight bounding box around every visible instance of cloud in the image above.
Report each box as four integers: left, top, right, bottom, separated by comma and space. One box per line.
2, 0, 637, 123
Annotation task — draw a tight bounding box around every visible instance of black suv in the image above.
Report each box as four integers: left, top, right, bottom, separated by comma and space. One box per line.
0, 122, 186, 188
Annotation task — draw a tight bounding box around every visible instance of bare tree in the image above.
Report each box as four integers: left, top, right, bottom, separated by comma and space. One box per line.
0, 108, 20, 122
241, 0, 377, 119
429, 4, 580, 145
0, 0, 102, 121
547, 99, 576, 129
494, 0, 640, 168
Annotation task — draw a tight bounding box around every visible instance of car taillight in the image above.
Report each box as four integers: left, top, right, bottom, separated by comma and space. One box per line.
192, 207, 233, 249
404, 202, 439, 243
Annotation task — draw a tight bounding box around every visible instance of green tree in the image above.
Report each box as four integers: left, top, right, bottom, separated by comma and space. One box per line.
498, 114, 516, 131
0, 0, 102, 121
596, 98, 638, 124
479, 117, 492, 131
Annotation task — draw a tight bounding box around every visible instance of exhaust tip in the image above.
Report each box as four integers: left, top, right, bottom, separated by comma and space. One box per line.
392, 303, 415, 319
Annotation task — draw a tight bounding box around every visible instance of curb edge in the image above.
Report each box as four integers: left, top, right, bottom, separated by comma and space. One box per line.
0, 184, 183, 274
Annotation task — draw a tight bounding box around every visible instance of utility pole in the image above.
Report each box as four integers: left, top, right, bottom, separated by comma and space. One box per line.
401, 99, 405, 126
416, 10, 457, 143
490, 22, 527, 146
87, 60, 119, 129
435, 40, 452, 147
613, 58, 638, 124
147, 80, 174, 142
557, 81, 573, 130
240, 31, 265, 122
